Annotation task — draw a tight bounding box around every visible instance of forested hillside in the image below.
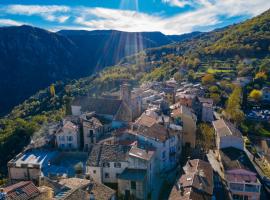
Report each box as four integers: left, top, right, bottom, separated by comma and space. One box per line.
1, 9, 270, 179
0, 26, 198, 116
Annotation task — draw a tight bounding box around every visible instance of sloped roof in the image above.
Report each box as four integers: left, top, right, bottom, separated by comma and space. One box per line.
134, 113, 157, 127
213, 119, 242, 138
135, 123, 173, 142
129, 146, 155, 161
169, 159, 213, 200
3, 181, 40, 200
63, 121, 78, 132
87, 144, 130, 167
72, 96, 123, 116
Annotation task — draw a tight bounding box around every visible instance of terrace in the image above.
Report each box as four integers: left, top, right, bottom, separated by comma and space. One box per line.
9, 149, 88, 178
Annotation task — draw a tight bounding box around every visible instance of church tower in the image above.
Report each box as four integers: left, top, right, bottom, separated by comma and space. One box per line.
120, 83, 131, 104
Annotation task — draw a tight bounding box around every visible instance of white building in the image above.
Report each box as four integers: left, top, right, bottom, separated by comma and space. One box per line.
56, 121, 80, 150
213, 119, 244, 150
86, 145, 130, 185
128, 113, 182, 172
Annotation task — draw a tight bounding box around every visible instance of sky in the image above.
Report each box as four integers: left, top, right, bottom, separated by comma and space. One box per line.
0, 0, 270, 35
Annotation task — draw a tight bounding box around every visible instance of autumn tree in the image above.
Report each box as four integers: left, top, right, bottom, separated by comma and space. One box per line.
249, 89, 262, 102
225, 86, 245, 125
202, 74, 215, 85
197, 123, 215, 153
255, 71, 267, 80
49, 84, 56, 97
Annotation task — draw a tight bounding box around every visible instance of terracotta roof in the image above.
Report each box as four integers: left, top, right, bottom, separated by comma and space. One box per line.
169, 186, 211, 200
169, 159, 213, 200
133, 123, 174, 142
171, 105, 196, 121
134, 113, 157, 127
129, 146, 155, 161
57, 178, 115, 200
63, 121, 78, 132
87, 144, 130, 167
3, 181, 40, 200
86, 180, 115, 200
83, 117, 103, 129
213, 119, 242, 138
72, 96, 123, 116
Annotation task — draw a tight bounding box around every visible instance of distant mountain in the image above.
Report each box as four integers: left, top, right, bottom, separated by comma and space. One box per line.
0, 25, 85, 116
167, 31, 202, 42
57, 29, 174, 70
0, 26, 201, 115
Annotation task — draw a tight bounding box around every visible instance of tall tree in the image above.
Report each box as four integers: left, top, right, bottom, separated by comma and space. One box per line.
225, 86, 245, 125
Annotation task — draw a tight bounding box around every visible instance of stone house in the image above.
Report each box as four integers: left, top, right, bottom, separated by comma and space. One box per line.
71, 84, 142, 123
86, 145, 130, 186
213, 119, 244, 150
171, 105, 197, 148
0, 181, 50, 200
169, 159, 214, 200
118, 146, 156, 199
56, 121, 80, 150
225, 169, 261, 200
128, 113, 182, 172
118, 168, 147, 200
81, 112, 112, 150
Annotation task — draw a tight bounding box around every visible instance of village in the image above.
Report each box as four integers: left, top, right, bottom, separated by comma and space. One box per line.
1, 77, 270, 200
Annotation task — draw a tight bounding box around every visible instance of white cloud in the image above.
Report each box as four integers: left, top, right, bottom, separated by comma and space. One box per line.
162, 0, 191, 8
1, 1, 270, 34
72, 0, 270, 34
0, 19, 25, 26
5, 5, 70, 23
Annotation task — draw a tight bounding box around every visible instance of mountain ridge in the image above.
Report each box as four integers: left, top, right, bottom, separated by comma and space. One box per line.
0, 25, 200, 116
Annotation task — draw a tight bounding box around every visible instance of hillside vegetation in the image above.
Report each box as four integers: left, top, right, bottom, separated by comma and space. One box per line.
1, 9, 270, 179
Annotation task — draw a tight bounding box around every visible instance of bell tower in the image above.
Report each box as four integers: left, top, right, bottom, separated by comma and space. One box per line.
120, 83, 131, 104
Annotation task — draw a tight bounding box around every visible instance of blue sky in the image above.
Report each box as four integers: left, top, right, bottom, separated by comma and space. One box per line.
0, 0, 270, 34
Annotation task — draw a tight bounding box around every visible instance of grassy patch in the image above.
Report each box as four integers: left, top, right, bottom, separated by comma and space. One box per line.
207, 68, 234, 74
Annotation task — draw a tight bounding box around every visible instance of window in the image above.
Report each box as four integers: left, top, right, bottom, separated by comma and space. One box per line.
114, 162, 121, 168
67, 136, 73, 141
88, 130, 94, 137
68, 143, 72, 148
162, 151, 166, 159
116, 173, 119, 178
93, 170, 96, 174
61, 144, 65, 148
105, 173, 110, 178
103, 162, 110, 168
131, 181, 136, 190
60, 136, 65, 141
